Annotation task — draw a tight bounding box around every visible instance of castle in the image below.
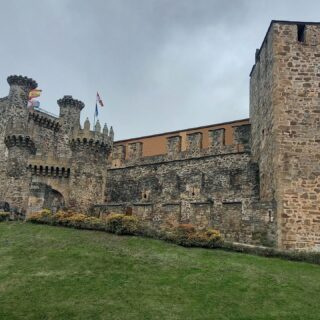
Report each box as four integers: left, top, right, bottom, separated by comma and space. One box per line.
1, 20, 320, 252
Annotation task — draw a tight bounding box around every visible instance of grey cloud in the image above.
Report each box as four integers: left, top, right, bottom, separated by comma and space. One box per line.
0, 0, 319, 139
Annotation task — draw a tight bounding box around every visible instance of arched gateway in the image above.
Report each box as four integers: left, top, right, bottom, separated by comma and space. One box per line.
27, 182, 65, 214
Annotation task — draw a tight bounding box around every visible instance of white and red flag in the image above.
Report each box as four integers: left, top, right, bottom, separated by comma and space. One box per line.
96, 92, 104, 107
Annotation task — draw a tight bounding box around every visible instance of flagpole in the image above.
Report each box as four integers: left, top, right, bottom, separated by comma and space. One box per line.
93, 104, 96, 128
93, 93, 97, 128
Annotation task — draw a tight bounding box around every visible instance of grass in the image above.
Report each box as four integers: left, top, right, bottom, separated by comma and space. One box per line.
0, 222, 320, 320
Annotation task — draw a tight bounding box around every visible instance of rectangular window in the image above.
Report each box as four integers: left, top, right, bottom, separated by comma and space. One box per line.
297, 24, 306, 43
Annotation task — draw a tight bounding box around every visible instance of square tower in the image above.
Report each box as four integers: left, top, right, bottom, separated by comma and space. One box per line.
250, 21, 320, 251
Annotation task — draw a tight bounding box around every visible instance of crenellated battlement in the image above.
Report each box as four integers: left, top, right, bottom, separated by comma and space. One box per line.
70, 137, 112, 154
69, 118, 113, 155
28, 111, 60, 131
111, 123, 250, 168
4, 135, 36, 154
57, 95, 84, 111
7, 75, 37, 90
28, 164, 71, 178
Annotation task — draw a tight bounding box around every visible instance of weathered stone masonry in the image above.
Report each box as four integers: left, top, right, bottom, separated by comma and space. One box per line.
251, 21, 320, 251
1, 20, 320, 251
0, 76, 113, 215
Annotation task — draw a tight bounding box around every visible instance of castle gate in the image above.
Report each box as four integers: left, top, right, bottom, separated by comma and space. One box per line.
27, 182, 65, 214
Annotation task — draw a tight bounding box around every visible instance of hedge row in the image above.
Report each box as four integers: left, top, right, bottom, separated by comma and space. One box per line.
25, 209, 320, 265
26, 210, 222, 248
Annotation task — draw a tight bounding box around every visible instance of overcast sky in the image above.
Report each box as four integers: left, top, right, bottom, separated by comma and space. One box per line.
0, 0, 319, 140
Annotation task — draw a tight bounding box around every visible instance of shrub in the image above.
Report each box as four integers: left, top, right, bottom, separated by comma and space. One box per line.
0, 211, 10, 222
206, 228, 222, 241
27, 209, 106, 231
27, 209, 53, 224
83, 216, 106, 231
176, 224, 196, 235
169, 224, 221, 248
105, 213, 139, 235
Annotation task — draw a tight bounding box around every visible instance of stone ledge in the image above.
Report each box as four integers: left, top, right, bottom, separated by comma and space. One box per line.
109, 150, 250, 170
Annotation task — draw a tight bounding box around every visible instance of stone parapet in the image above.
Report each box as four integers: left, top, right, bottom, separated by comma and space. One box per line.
186, 132, 202, 154
111, 137, 249, 169
128, 142, 143, 160
71, 128, 112, 142
28, 154, 71, 169
70, 137, 112, 155
167, 135, 181, 158
110, 145, 248, 170
4, 135, 36, 154
28, 111, 60, 131
113, 145, 126, 160
233, 124, 251, 147
57, 95, 84, 111
7, 75, 37, 90
209, 128, 225, 148
27, 164, 70, 178
70, 127, 113, 155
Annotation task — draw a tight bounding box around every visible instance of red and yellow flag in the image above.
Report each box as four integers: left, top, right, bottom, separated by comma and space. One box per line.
29, 89, 42, 100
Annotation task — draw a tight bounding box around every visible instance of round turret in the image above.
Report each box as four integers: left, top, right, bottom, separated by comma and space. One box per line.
57, 95, 84, 110
7, 75, 37, 90
58, 95, 85, 132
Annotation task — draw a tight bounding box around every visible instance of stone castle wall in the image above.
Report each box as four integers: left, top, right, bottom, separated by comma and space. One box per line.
94, 126, 276, 245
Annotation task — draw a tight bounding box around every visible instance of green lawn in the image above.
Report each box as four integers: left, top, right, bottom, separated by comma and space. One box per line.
0, 223, 320, 320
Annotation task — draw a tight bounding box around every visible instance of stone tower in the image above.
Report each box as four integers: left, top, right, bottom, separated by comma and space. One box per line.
0, 75, 113, 216
68, 117, 113, 211
0, 76, 37, 213
250, 21, 320, 251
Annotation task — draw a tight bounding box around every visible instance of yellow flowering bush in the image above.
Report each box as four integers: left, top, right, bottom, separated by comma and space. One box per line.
170, 224, 221, 247
105, 213, 139, 235
26, 209, 221, 248
27, 209, 53, 223
206, 228, 221, 241
0, 211, 10, 222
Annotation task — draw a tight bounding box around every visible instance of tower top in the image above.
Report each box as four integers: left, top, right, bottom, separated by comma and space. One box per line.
57, 95, 84, 110
7, 75, 37, 90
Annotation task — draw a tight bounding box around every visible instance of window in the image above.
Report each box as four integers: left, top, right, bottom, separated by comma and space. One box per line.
297, 24, 306, 43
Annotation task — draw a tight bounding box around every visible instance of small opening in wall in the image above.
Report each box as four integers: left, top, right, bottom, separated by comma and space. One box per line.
268, 209, 273, 222
297, 24, 306, 43
191, 187, 195, 196
143, 193, 147, 199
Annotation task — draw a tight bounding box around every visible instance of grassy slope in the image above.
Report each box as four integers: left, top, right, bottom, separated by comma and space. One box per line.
0, 223, 320, 320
